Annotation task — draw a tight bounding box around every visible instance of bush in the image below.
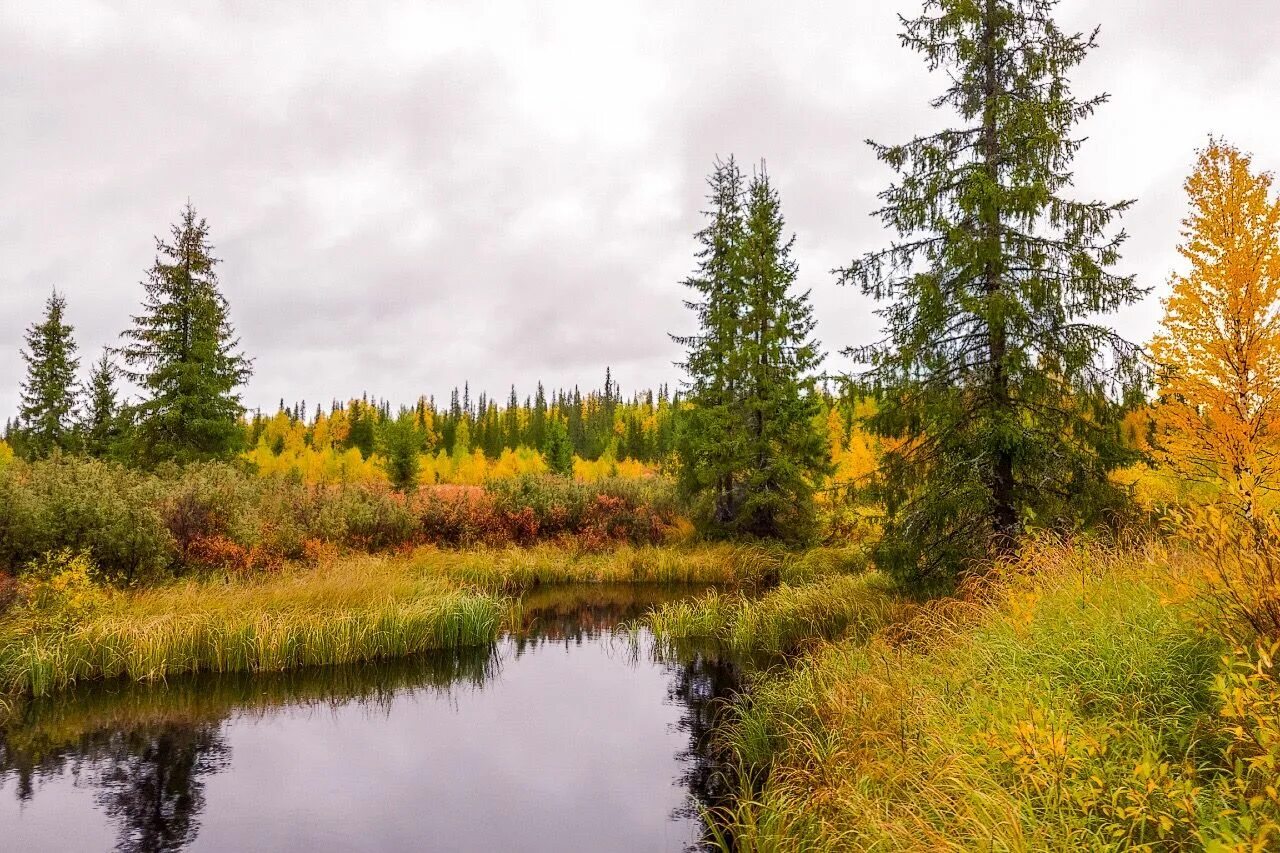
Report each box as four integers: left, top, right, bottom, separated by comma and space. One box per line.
1173, 505, 1280, 641
14, 550, 109, 631
0, 460, 684, 583
0, 457, 173, 583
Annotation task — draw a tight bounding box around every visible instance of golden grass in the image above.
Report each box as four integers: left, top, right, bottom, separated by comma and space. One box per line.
710, 538, 1280, 851
0, 556, 504, 697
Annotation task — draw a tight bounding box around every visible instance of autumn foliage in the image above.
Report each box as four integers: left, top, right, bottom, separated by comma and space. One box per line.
1152, 141, 1280, 521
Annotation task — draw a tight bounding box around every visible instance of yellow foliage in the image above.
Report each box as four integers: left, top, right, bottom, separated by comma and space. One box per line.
0, 440, 13, 470
1175, 503, 1280, 640
16, 550, 110, 631
1151, 141, 1280, 520
243, 442, 388, 485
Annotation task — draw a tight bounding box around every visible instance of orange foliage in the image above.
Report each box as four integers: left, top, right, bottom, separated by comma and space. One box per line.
1151, 141, 1280, 519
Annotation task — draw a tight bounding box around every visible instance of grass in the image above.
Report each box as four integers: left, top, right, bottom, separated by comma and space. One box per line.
645, 569, 907, 655
405, 542, 868, 593
0, 556, 505, 698
706, 538, 1280, 851
0, 541, 847, 700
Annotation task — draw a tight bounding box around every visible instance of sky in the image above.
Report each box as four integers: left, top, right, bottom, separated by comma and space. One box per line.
2, 0, 1279, 418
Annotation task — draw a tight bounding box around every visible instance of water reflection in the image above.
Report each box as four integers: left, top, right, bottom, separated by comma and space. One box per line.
0, 585, 745, 852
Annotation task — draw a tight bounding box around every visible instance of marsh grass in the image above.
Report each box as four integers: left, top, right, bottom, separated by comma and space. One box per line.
0, 542, 814, 700
646, 571, 907, 655
405, 542, 865, 593
0, 556, 504, 697
708, 538, 1280, 851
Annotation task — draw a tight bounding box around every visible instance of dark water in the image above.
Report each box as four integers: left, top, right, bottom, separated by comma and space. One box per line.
0, 585, 745, 853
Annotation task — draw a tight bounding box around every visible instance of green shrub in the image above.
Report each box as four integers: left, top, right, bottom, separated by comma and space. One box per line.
0, 457, 174, 582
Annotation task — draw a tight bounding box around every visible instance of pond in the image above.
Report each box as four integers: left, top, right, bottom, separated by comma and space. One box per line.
0, 585, 746, 852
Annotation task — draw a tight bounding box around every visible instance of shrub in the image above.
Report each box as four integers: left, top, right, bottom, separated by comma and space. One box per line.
14, 550, 109, 631
1174, 505, 1280, 641
0, 457, 174, 583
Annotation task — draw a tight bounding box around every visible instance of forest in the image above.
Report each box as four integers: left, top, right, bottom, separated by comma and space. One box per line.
2, 0, 1279, 851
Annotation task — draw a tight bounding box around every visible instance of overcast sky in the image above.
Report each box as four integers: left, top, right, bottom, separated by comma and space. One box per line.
3, 0, 1278, 417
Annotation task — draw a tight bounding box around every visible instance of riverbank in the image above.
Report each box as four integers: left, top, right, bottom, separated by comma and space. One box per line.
690, 539, 1280, 851
0, 543, 866, 705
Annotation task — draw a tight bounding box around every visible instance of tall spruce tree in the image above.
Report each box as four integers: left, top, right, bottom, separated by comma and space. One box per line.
82, 349, 122, 458
119, 204, 252, 464
842, 0, 1144, 587
736, 166, 829, 539
18, 289, 80, 457
675, 159, 827, 540
673, 157, 748, 528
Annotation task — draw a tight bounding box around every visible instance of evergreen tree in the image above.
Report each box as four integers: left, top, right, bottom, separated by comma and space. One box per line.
18, 289, 80, 457
735, 166, 829, 539
530, 382, 548, 450
379, 410, 422, 490
841, 0, 1144, 587
118, 204, 252, 464
673, 157, 749, 529
82, 350, 122, 458
543, 418, 575, 477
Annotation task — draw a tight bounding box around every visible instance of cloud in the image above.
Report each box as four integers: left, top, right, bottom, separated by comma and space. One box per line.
2, 0, 1279, 419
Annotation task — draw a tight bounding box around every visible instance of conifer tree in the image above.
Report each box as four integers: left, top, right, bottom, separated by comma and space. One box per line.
736, 166, 829, 539
843, 0, 1144, 586
82, 350, 122, 458
18, 289, 80, 457
673, 157, 748, 527
543, 418, 575, 477
530, 383, 548, 450
118, 204, 252, 464
379, 410, 422, 491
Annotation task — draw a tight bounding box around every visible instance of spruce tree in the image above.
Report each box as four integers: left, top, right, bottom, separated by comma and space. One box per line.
18, 289, 80, 457
118, 204, 252, 464
82, 350, 122, 458
543, 418, 575, 477
379, 410, 422, 491
841, 0, 1144, 587
673, 157, 748, 528
736, 166, 829, 540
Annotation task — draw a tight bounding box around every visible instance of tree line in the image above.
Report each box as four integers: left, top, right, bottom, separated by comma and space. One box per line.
10, 0, 1280, 592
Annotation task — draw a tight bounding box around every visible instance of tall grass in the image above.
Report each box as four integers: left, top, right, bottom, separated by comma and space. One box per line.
646, 571, 906, 655
0, 557, 504, 697
709, 538, 1280, 851
406, 542, 861, 593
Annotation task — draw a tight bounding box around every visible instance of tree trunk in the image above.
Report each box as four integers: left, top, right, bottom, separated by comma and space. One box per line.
982, 0, 1018, 549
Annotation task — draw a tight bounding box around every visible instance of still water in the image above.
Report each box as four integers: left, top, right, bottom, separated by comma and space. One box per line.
0, 586, 744, 852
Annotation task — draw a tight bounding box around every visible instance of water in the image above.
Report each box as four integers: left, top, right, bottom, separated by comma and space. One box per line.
0, 585, 745, 853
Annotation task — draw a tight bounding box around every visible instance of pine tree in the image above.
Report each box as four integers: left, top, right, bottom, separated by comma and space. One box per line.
842, 0, 1145, 587
735, 166, 829, 539
673, 157, 749, 528
118, 203, 252, 464
82, 350, 122, 458
18, 289, 80, 457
